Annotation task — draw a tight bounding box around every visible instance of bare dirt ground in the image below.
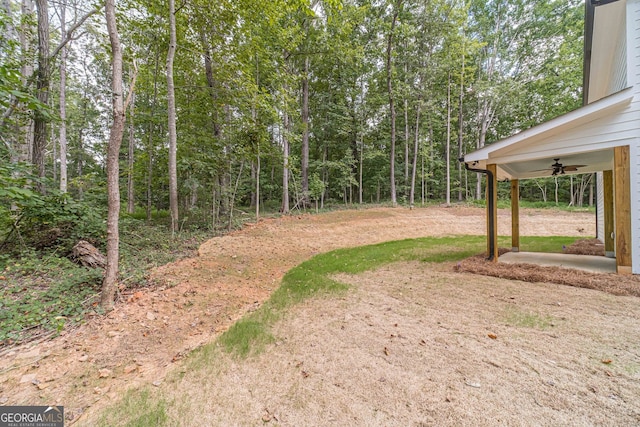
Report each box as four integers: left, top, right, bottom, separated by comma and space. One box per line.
0, 206, 611, 424
169, 263, 640, 426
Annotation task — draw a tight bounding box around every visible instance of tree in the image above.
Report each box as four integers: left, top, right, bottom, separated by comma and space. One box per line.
58, 0, 67, 193
101, 0, 136, 309
167, 0, 178, 233
386, 0, 402, 206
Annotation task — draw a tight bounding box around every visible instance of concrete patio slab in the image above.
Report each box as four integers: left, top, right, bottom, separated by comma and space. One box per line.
499, 252, 617, 274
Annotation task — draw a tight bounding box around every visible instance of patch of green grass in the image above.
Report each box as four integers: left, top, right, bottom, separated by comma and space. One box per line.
97, 388, 168, 427
213, 235, 579, 358
504, 307, 554, 329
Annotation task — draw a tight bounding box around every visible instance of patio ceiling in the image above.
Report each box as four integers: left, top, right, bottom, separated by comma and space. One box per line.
463, 87, 634, 180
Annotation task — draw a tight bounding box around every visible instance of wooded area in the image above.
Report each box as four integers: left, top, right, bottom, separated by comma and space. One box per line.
1, 0, 590, 307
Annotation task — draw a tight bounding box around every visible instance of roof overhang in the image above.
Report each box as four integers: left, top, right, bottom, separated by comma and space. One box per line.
463, 87, 634, 180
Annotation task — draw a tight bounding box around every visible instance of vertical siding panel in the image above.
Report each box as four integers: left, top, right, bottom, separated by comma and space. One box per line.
609, 34, 627, 94
597, 172, 605, 242
630, 1, 640, 89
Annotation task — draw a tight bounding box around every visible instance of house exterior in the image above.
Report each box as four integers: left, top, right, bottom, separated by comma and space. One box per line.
462, 0, 640, 274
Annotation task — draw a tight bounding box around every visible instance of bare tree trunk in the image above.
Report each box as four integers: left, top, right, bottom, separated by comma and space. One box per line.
101, 0, 125, 310
457, 44, 465, 202
201, 32, 222, 138
404, 97, 409, 189
301, 55, 310, 206
167, 0, 178, 234
33, 0, 50, 187
533, 179, 547, 202
127, 92, 135, 213
282, 111, 290, 214
228, 161, 245, 232
58, 0, 68, 193
386, 0, 401, 206
410, 100, 421, 206
255, 145, 260, 220
19, 0, 35, 164
569, 175, 575, 206
358, 134, 363, 204
146, 52, 160, 223
445, 72, 451, 206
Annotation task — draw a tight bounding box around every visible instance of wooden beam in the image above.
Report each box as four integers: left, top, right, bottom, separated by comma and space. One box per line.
511, 179, 520, 252
603, 170, 614, 256
614, 146, 632, 274
487, 164, 499, 261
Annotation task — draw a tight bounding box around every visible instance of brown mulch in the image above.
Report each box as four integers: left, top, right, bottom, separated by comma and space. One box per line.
562, 238, 605, 256
456, 240, 640, 297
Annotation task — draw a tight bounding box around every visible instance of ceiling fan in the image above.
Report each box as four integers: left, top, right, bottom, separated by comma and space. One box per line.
534, 159, 586, 176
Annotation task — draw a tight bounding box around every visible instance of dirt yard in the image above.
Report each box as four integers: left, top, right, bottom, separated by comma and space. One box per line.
168, 262, 640, 426
2, 205, 634, 425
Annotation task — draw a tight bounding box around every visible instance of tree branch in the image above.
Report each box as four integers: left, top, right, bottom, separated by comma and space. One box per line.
124, 59, 138, 112
49, 8, 98, 60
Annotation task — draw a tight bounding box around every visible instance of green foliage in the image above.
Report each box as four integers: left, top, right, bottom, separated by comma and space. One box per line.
0, 163, 105, 252
0, 252, 103, 345
0, 213, 212, 346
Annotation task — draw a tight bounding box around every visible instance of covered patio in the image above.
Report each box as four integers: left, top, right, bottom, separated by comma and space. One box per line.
462, 88, 635, 275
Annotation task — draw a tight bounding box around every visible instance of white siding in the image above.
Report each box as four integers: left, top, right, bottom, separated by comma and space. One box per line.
628, 0, 640, 273
609, 31, 628, 95
596, 172, 605, 242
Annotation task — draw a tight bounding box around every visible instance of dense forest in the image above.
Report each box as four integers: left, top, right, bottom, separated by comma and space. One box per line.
1, 0, 590, 315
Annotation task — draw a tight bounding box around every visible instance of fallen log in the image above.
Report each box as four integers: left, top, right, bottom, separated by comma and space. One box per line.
72, 240, 107, 269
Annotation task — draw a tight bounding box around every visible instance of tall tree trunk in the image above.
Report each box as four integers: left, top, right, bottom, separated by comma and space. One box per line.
410, 100, 421, 206
386, 0, 401, 206
127, 92, 135, 213
404, 97, 409, 190
253, 54, 260, 221
58, 0, 68, 193
146, 51, 160, 223
33, 0, 49, 187
101, 0, 125, 310
167, 0, 178, 234
301, 55, 310, 206
20, 0, 34, 164
201, 32, 222, 138
255, 147, 260, 222
358, 133, 363, 204
282, 111, 290, 214
445, 72, 451, 206
457, 43, 465, 202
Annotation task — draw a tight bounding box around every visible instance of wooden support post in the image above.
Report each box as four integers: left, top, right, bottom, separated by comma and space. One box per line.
511, 179, 519, 252
487, 164, 498, 261
603, 170, 615, 257
614, 146, 632, 274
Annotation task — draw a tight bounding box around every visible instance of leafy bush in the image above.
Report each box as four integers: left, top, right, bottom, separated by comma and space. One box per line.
0, 163, 105, 253
0, 252, 103, 345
